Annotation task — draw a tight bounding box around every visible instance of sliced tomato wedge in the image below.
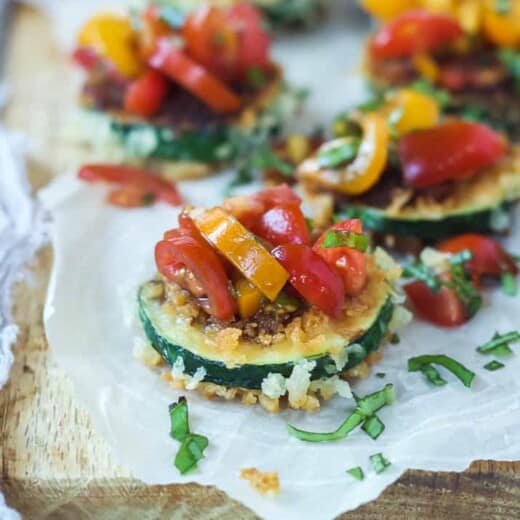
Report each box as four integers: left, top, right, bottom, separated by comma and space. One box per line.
370, 10, 463, 60
399, 120, 507, 189
271, 244, 345, 319
124, 68, 169, 117
156, 215, 237, 321
78, 164, 182, 207
252, 205, 311, 247
404, 274, 467, 327
438, 234, 518, 284
149, 39, 241, 113
313, 219, 368, 296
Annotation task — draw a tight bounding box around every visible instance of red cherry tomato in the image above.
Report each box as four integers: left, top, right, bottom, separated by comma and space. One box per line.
124, 69, 169, 117
156, 216, 237, 321
78, 164, 182, 207
272, 244, 345, 318
252, 205, 311, 247
72, 47, 99, 70
399, 121, 507, 189
253, 184, 301, 208
313, 219, 368, 296
404, 274, 467, 327
149, 39, 241, 113
370, 10, 463, 60
139, 5, 176, 59
438, 234, 518, 285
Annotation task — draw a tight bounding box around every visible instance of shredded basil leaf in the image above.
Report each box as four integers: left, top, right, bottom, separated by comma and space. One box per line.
370, 453, 391, 474
402, 262, 442, 292
420, 364, 447, 386
347, 466, 365, 481
477, 331, 520, 355
484, 360, 505, 371
174, 434, 209, 475
322, 230, 369, 251
501, 272, 517, 296
410, 79, 452, 109
287, 384, 394, 442
408, 355, 475, 388
362, 415, 385, 440
317, 138, 360, 169
444, 262, 482, 319
169, 397, 190, 441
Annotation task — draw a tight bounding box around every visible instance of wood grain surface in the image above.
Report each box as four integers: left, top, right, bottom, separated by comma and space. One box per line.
1, 5, 520, 519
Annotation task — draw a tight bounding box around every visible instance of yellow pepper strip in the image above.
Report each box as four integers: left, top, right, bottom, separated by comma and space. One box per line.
78, 13, 141, 78
482, 0, 520, 48
388, 88, 440, 136
234, 278, 264, 319
297, 113, 389, 196
412, 54, 440, 82
286, 135, 312, 164
193, 208, 289, 301
361, 0, 419, 20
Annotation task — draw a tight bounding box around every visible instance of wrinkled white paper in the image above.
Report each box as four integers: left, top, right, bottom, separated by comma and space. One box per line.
33, 0, 520, 517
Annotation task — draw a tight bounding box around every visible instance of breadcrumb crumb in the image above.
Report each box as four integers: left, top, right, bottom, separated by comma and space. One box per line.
240, 468, 280, 496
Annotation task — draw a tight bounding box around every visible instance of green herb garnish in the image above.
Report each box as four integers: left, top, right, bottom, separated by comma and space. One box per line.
347, 466, 365, 481
141, 193, 156, 206
287, 384, 394, 442
317, 138, 360, 169
419, 364, 447, 386
169, 397, 209, 475
410, 79, 452, 109
501, 272, 517, 296
408, 355, 475, 388
322, 230, 369, 251
477, 331, 520, 355
370, 453, 391, 474
484, 360, 505, 371
361, 415, 385, 440
499, 49, 520, 92
247, 66, 266, 87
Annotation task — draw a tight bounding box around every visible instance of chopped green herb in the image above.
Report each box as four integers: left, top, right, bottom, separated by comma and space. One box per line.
444, 262, 482, 319
484, 360, 505, 371
169, 397, 190, 441
389, 333, 400, 345
501, 272, 517, 296
305, 217, 314, 234
402, 262, 442, 292
408, 355, 475, 388
322, 230, 369, 251
347, 466, 365, 481
510, 253, 520, 263
332, 114, 363, 138
247, 66, 266, 87
410, 79, 452, 109
449, 249, 473, 266
274, 291, 300, 309
286, 384, 394, 442
141, 193, 156, 206
375, 372, 386, 379
494, 0, 511, 14
168, 397, 209, 475
317, 138, 360, 169
499, 49, 520, 92
357, 96, 385, 113
174, 433, 209, 475
362, 415, 385, 440
369, 453, 391, 474
477, 331, 520, 355
420, 364, 447, 386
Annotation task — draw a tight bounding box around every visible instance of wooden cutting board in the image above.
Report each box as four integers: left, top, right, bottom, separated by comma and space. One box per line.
2, 5, 520, 519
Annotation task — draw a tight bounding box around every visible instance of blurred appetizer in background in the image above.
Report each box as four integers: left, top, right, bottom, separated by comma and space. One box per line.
71, 2, 304, 179
137, 185, 407, 412
362, 2, 520, 139
297, 87, 520, 249
157, 0, 328, 28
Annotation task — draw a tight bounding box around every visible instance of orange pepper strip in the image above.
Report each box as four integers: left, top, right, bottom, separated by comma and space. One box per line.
193, 207, 289, 301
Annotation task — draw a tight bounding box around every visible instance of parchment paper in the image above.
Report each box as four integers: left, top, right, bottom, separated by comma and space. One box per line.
36, 0, 520, 518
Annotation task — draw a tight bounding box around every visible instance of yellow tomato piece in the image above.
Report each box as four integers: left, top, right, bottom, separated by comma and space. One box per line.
235, 278, 264, 319
286, 135, 312, 164
193, 208, 289, 301
298, 113, 389, 196
412, 54, 440, 82
361, 0, 419, 19
483, 0, 520, 48
78, 13, 141, 78
389, 88, 440, 135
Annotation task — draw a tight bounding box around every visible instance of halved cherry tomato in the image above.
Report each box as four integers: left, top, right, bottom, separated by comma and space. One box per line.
271, 244, 345, 319
78, 164, 182, 207
399, 120, 507, 189
124, 69, 169, 117
149, 39, 241, 113
404, 274, 467, 327
252, 205, 311, 247
183, 3, 269, 81
313, 219, 367, 296
72, 47, 99, 70
155, 216, 236, 321
370, 10, 463, 60
438, 234, 518, 285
